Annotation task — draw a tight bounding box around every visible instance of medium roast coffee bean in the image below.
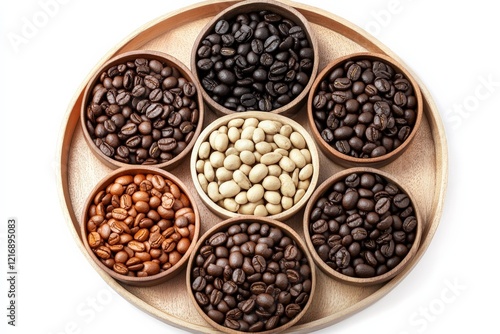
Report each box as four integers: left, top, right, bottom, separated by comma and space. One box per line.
85, 172, 197, 278
195, 9, 314, 112
308, 171, 417, 279
311, 57, 418, 159
191, 221, 311, 331
85, 56, 200, 165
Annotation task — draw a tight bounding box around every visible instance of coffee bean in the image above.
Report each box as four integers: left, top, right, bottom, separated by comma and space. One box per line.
84, 57, 200, 165
312, 57, 418, 158
195, 10, 314, 112
190, 222, 311, 331
308, 172, 417, 279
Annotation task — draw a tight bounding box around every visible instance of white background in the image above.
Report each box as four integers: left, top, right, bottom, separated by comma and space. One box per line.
1, 0, 498, 333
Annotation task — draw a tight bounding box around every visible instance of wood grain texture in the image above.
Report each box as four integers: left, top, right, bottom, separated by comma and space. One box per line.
57, 0, 448, 332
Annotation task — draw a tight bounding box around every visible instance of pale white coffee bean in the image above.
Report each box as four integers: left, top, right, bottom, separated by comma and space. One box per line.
207, 182, 223, 202
240, 150, 256, 165
227, 126, 241, 143
204, 161, 215, 182
301, 149, 312, 163
228, 118, 244, 128
209, 130, 220, 150
279, 156, 296, 173
216, 167, 233, 182
241, 126, 256, 140
262, 175, 280, 191
214, 132, 229, 152
281, 196, 293, 210
235, 192, 248, 205
274, 148, 289, 156
224, 154, 242, 170
253, 151, 262, 163
255, 141, 272, 155
223, 198, 240, 212
195, 159, 205, 173
299, 164, 313, 181
254, 204, 268, 216
198, 142, 211, 159
209, 151, 225, 168
252, 127, 265, 143
265, 203, 282, 215
294, 188, 306, 204
243, 117, 259, 128
219, 180, 241, 198
197, 173, 208, 192
279, 174, 296, 197
279, 124, 293, 137
234, 139, 254, 152
289, 149, 306, 168
247, 184, 264, 202
260, 152, 282, 165
298, 179, 310, 190
225, 147, 238, 156
291, 168, 299, 187
249, 164, 268, 183
233, 170, 252, 190
239, 202, 259, 215
264, 191, 281, 205
239, 164, 252, 176
258, 120, 280, 134
268, 165, 282, 177
290, 132, 306, 149
273, 134, 292, 150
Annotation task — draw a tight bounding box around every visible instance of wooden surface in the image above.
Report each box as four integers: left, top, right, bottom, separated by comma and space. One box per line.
57, 0, 448, 332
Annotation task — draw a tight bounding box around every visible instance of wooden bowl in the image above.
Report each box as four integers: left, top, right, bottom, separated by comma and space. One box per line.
190, 111, 319, 221
186, 216, 316, 334
191, 0, 319, 116
81, 50, 204, 170
307, 52, 423, 168
80, 166, 200, 286
303, 167, 422, 286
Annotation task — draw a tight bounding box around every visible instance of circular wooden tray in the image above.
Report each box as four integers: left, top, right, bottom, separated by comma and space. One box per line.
57, 1, 448, 332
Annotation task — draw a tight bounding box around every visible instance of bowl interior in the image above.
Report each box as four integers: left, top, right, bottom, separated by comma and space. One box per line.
303, 167, 422, 286
186, 215, 316, 333
307, 52, 423, 168
80, 166, 200, 286
191, 0, 319, 116
81, 50, 204, 170
190, 111, 319, 221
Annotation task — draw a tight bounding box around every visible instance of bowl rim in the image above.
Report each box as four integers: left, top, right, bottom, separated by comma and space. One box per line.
80, 49, 205, 170
186, 215, 317, 334
189, 111, 320, 221
307, 52, 423, 168
190, 0, 319, 116
80, 166, 201, 286
302, 166, 423, 286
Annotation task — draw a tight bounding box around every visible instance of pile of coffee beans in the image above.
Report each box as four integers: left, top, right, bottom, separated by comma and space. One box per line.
311, 57, 418, 158
195, 117, 314, 216
307, 171, 417, 278
84, 56, 200, 165
85, 172, 197, 277
195, 10, 315, 112
190, 221, 312, 331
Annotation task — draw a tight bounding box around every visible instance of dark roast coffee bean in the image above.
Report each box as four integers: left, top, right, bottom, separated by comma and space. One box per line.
308, 172, 417, 279
190, 222, 311, 331
195, 9, 314, 112
311, 57, 418, 158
